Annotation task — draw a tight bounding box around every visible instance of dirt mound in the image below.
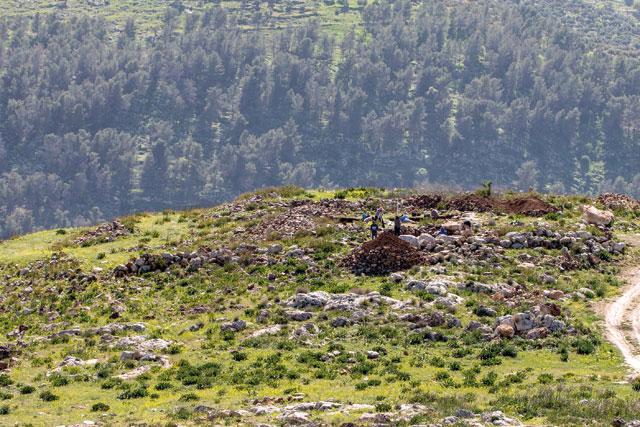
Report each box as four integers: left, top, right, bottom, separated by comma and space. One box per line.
445, 194, 557, 216
597, 193, 640, 211
446, 194, 495, 212
408, 194, 443, 209
342, 232, 425, 275
500, 196, 558, 216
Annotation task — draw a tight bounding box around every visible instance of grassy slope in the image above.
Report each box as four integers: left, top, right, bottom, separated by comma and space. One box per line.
0, 188, 638, 425
2, 0, 365, 38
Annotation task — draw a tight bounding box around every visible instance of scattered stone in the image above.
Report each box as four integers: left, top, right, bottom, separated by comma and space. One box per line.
495, 324, 515, 339
366, 351, 379, 359
221, 320, 247, 332
287, 311, 313, 321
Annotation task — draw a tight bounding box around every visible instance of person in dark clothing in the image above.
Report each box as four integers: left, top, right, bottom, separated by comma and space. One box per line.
393, 216, 401, 236
370, 221, 379, 239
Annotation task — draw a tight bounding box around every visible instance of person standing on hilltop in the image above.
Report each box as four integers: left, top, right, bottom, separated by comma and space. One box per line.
394, 215, 401, 236
375, 206, 385, 228
370, 221, 379, 239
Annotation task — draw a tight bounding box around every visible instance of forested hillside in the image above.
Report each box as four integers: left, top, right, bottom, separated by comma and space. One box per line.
1, 0, 639, 238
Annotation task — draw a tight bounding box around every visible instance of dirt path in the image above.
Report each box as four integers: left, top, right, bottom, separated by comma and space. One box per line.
604, 234, 640, 374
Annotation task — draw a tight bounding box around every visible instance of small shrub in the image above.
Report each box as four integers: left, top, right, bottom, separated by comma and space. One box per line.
375, 402, 392, 412
481, 371, 497, 387
49, 374, 69, 387
632, 377, 640, 392
0, 405, 8, 415
91, 402, 110, 412
19, 385, 35, 394
0, 374, 13, 387
232, 352, 247, 362
155, 382, 173, 390
179, 392, 199, 401
538, 373, 554, 384
174, 406, 191, 420
40, 390, 59, 401
118, 386, 148, 400
575, 338, 596, 355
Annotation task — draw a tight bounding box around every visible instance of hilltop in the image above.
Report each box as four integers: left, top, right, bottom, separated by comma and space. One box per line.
1, 0, 640, 239
0, 187, 639, 425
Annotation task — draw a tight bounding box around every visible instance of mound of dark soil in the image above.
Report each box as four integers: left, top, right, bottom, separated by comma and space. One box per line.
444, 193, 557, 216
500, 196, 558, 216
343, 232, 425, 276
446, 194, 495, 212
409, 194, 443, 209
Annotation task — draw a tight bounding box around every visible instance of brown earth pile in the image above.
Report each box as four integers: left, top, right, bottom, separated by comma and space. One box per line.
408, 194, 443, 209
500, 196, 558, 216
342, 232, 425, 275
447, 194, 495, 212
597, 193, 640, 211
444, 194, 557, 216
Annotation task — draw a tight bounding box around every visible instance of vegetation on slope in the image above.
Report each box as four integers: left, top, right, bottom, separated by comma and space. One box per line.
0, 187, 638, 425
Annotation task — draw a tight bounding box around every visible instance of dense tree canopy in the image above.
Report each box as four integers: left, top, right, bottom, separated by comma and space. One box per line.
0, 0, 639, 237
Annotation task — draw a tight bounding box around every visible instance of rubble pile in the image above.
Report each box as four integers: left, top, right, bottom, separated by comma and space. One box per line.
113, 248, 233, 277
342, 232, 425, 275
73, 221, 130, 246
382, 226, 625, 271
493, 303, 568, 340
247, 199, 363, 240
597, 193, 640, 211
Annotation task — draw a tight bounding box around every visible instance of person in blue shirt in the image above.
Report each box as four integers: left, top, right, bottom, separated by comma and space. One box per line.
370, 221, 379, 239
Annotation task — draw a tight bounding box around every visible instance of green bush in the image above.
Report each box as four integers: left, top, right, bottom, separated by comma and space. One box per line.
118, 385, 148, 400
19, 385, 35, 394
0, 405, 8, 415
575, 338, 596, 355
49, 373, 69, 387
40, 390, 59, 401
155, 382, 173, 390
179, 392, 199, 401
91, 402, 110, 411
0, 374, 13, 387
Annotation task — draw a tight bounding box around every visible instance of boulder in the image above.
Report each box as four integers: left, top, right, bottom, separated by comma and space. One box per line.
221, 320, 246, 332
330, 317, 350, 327
495, 324, 515, 339
286, 311, 313, 321
418, 234, 437, 250
475, 306, 497, 317
526, 327, 549, 340
267, 244, 283, 254
389, 272, 404, 283
287, 291, 329, 309
398, 235, 420, 249
581, 205, 614, 226
513, 312, 534, 332
442, 221, 462, 233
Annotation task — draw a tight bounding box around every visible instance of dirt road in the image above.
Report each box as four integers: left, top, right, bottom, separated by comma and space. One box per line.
604, 234, 640, 374
605, 267, 640, 373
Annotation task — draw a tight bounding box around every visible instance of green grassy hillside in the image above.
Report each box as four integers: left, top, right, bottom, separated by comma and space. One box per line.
3, 0, 365, 38
0, 187, 638, 425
